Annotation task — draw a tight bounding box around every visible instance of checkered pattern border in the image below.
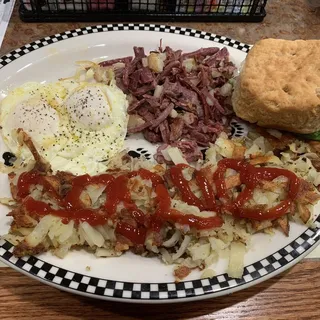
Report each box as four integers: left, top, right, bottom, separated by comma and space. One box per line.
1, 214, 319, 301
0, 23, 318, 301
0, 24, 251, 69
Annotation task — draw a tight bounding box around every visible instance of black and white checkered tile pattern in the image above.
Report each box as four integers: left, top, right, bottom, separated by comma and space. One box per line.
1, 214, 319, 300
0, 23, 251, 69
0, 23, 318, 301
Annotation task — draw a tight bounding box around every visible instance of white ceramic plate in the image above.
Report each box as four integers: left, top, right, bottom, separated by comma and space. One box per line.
0, 24, 319, 303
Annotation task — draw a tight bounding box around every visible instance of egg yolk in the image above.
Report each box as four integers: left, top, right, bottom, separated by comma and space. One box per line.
64, 85, 112, 131
7, 98, 60, 142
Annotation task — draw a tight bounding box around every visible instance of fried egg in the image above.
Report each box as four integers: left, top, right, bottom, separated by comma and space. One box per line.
51, 82, 128, 175
0, 80, 128, 175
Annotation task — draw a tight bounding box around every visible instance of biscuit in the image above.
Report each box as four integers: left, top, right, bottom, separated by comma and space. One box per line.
232, 39, 320, 134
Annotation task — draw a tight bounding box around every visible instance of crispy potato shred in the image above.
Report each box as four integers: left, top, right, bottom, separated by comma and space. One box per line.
1, 130, 320, 281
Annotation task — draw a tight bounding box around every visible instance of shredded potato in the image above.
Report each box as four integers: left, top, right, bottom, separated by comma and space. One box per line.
0, 197, 16, 206
227, 242, 246, 278
25, 215, 59, 247
80, 222, 105, 248
3, 131, 320, 282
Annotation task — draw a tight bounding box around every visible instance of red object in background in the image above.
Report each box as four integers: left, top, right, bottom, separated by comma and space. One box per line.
88, 0, 115, 10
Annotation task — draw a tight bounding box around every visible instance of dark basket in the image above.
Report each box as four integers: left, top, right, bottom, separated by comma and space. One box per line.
19, 0, 267, 22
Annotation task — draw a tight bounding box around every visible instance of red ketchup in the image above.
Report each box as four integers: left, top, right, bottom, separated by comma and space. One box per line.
212, 159, 300, 221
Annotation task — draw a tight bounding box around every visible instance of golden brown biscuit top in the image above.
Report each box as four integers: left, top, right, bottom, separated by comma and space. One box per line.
242, 39, 320, 112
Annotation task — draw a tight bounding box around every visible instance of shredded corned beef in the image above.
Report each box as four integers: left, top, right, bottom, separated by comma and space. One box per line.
100, 45, 236, 162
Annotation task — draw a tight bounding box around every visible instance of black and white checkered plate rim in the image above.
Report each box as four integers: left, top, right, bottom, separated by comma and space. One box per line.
0, 24, 251, 68
0, 23, 319, 302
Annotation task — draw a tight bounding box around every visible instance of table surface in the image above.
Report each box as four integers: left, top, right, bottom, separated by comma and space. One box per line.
0, 1, 320, 319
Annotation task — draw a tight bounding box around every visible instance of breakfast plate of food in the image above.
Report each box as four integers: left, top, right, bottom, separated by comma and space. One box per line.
0, 24, 319, 303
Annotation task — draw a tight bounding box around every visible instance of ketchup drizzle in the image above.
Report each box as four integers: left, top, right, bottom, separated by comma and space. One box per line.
213, 159, 300, 221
